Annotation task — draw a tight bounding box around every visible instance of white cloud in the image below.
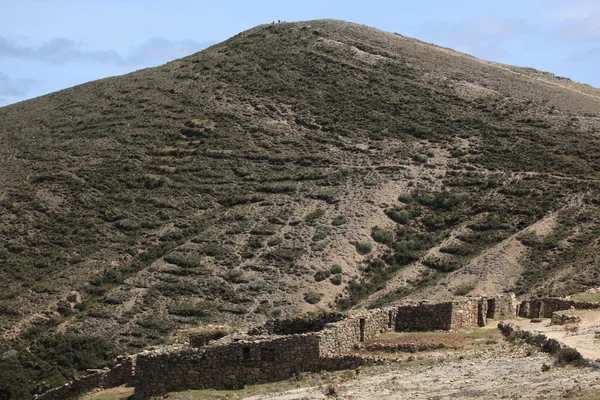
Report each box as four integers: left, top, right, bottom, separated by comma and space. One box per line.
547, 1, 600, 21
558, 12, 600, 40
567, 47, 600, 62
451, 14, 529, 43
125, 38, 215, 64
0, 36, 214, 65
0, 72, 39, 97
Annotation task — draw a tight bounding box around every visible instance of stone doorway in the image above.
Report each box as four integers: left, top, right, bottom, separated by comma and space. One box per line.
359, 318, 366, 342
486, 299, 495, 319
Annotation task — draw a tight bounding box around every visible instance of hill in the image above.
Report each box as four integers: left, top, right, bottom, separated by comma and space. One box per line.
0, 19, 599, 396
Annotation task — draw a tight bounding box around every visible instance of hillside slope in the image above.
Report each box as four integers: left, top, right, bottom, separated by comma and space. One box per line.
0, 19, 600, 396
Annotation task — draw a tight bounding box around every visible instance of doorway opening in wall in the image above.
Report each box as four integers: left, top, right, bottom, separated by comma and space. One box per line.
487, 300, 495, 319
243, 347, 251, 361
388, 311, 393, 328
359, 318, 366, 342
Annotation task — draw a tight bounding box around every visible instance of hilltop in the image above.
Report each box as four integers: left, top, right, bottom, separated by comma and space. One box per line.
0, 19, 599, 396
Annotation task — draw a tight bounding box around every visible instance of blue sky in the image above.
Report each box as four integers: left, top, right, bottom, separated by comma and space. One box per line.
1, 0, 599, 106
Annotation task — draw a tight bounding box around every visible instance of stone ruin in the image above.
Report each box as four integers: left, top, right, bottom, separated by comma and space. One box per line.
551, 311, 582, 326
35, 293, 522, 400
518, 297, 600, 319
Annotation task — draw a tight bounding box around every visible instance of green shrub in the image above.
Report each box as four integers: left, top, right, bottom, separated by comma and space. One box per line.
312, 227, 331, 241
227, 267, 244, 281
66, 293, 78, 303
556, 347, 584, 365
422, 257, 463, 272
169, 302, 215, 318
331, 215, 348, 226
398, 193, 413, 204
249, 277, 268, 292
136, 316, 173, 333
356, 242, 372, 255
163, 250, 204, 269
247, 236, 264, 249
330, 265, 343, 274
386, 209, 409, 224
314, 270, 331, 282
412, 154, 428, 163
371, 227, 395, 246
305, 208, 325, 222
267, 236, 283, 246
330, 274, 342, 285
454, 285, 474, 296
412, 190, 467, 211
304, 291, 322, 304
155, 281, 200, 296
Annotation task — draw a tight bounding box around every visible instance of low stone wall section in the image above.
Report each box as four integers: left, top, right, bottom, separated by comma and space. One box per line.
498, 322, 587, 365
396, 302, 454, 331
518, 298, 600, 318
248, 312, 346, 336
319, 307, 396, 357
134, 334, 322, 399
34, 356, 134, 400
551, 311, 582, 325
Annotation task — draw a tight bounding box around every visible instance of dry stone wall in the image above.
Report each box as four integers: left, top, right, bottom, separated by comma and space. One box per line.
551, 311, 581, 325
450, 299, 480, 329
37, 293, 520, 400
498, 322, 587, 365
492, 293, 518, 319
248, 312, 346, 336
134, 334, 322, 399
396, 302, 454, 331
33, 356, 134, 400
319, 307, 396, 357
518, 298, 600, 318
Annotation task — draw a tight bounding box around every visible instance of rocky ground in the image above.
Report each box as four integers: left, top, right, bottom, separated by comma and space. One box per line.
241, 344, 600, 400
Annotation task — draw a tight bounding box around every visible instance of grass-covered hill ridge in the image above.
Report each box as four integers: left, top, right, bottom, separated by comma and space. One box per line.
0, 19, 600, 396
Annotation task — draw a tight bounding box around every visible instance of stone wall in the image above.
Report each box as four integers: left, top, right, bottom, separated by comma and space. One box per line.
248, 312, 346, 336
395, 302, 454, 331
498, 322, 587, 365
318, 307, 395, 357
450, 298, 480, 329
492, 293, 518, 319
38, 294, 519, 399
34, 356, 134, 400
395, 294, 517, 332
134, 334, 322, 399
551, 311, 581, 325
518, 298, 600, 318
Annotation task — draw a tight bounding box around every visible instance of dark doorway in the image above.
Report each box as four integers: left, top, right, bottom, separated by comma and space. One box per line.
359, 318, 366, 342
532, 301, 542, 318
388, 311, 393, 329
486, 299, 495, 319
242, 347, 251, 361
